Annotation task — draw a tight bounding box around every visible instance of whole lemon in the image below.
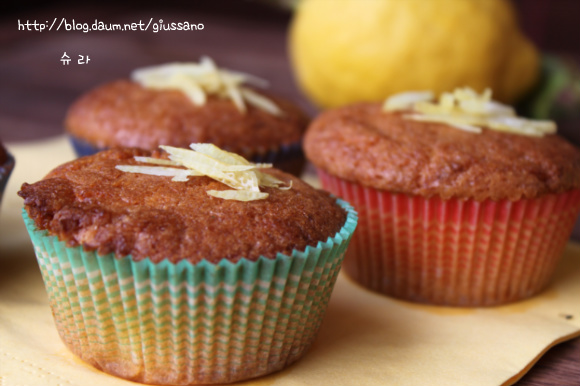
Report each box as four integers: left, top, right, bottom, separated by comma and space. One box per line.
289, 0, 539, 108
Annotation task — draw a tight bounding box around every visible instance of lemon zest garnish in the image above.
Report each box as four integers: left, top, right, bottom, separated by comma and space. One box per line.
486, 116, 556, 137
190, 143, 251, 165
382, 91, 434, 111
240, 87, 285, 116
403, 114, 483, 133
256, 172, 292, 189
133, 157, 181, 166
383, 87, 556, 137
115, 165, 202, 182
160, 145, 261, 191
206, 190, 269, 201
115, 144, 290, 201
131, 57, 283, 116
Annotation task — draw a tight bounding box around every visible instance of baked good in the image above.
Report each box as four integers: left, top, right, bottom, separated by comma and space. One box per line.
65, 58, 309, 176
19, 146, 357, 384
304, 88, 580, 306
0, 142, 15, 210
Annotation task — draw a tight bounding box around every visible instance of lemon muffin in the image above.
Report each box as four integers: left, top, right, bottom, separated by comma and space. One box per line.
19, 145, 357, 384
66, 58, 309, 176
304, 88, 580, 306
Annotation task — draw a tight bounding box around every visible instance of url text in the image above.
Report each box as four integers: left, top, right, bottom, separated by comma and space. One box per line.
18, 18, 204, 33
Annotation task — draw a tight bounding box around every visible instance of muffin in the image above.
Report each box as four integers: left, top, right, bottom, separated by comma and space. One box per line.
19, 145, 357, 384
65, 58, 309, 176
0, 142, 15, 209
304, 87, 580, 307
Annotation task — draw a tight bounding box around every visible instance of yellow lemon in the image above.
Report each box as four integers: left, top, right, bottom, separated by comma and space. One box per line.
289, 0, 539, 108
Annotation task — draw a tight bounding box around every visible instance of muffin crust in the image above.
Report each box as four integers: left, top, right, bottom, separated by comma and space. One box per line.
19, 148, 346, 263
65, 80, 309, 155
305, 103, 580, 201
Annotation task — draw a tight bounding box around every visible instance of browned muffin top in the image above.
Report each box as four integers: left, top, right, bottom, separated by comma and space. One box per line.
19, 148, 346, 264
304, 103, 580, 201
65, 80, 309, 155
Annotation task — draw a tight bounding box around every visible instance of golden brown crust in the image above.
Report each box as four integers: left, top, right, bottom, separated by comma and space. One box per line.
65, 80, 309, 156
304, 103, 580, 201
19, 148, 346, 264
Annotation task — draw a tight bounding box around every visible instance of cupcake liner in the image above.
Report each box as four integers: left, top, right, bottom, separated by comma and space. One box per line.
68, 135, 103, 158
247, 141, 305, 177
318, 169, 580, 306
68, 135, 305, 176
22, 199, 357, 385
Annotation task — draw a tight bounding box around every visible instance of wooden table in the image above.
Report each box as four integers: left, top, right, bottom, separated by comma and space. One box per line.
1, 3, 578, 385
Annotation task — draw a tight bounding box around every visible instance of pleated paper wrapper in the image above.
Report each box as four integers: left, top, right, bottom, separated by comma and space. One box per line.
21, 201, 357, 385
318, 169, 580, 306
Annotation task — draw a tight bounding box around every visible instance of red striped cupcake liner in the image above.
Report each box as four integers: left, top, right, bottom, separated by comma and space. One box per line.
318, 169, 580, 306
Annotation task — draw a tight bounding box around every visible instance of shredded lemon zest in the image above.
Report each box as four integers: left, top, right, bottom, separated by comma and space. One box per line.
382, 91, 434, 111
383, 87, 556, 137
206, 190, 269, 201
133, 157, 181, 166
131, 57, 283, 116
403, 114, 483, 133
115, 165, 202, 182
115, 144, 290, 201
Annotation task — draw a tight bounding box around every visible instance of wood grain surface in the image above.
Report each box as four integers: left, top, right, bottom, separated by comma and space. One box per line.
0, 2, 578, 385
